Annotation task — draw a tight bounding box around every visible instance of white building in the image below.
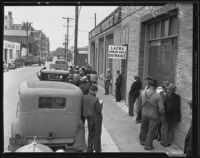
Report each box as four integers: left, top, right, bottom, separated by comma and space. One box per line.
3, 40, 21, 63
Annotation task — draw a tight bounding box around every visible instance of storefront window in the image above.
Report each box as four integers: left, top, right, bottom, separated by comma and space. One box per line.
9, 49, 13, 59
154, 21, 161, 38
169, 15, 177, 36
161, 19, 169, 37
146, 13, 177, 85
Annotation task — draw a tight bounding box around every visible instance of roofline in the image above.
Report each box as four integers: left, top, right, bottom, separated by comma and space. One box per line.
89, 6, 120, 34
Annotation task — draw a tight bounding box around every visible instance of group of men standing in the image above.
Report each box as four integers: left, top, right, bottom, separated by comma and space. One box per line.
103, 69, 191, 154
69, 65, 191, 154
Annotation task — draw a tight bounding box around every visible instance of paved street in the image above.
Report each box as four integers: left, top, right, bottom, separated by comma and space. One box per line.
3, 65, 183, 155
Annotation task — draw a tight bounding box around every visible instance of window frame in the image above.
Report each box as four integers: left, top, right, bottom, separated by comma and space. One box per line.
38, 97, 66, 109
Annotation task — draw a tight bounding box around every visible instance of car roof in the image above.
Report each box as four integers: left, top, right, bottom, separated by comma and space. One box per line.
27, 80, 75, 90
41, 69, 69, 74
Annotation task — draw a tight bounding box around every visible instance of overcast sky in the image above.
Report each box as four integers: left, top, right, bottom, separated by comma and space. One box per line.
4, 6, 118, 51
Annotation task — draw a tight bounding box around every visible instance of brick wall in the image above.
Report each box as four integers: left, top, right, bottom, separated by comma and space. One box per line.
173, 3, 193, 150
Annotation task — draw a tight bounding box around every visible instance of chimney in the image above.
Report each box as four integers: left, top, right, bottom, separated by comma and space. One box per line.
8, 11, 12, 17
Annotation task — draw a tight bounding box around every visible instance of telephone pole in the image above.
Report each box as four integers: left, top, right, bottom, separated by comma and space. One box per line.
74, 6, 79, 65
62, 17, 73, 60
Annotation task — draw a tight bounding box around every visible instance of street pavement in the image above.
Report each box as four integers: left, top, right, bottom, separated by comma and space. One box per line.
3, 64, 184, 155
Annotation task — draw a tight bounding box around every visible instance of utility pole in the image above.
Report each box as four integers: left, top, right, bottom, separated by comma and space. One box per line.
74, 6, 79, 65
39, 30, 42, 66
95, 13, 96, 27
23, 21, 32, 57
62, 17, 73, 60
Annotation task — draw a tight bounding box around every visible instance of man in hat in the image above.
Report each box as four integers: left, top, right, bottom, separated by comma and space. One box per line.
79, 76, 90, 95
136, 76, 152, 123
139, 78, 165, 150
128, 75, 142, 116
115, 70, 122, 102
160, 83, 181, 147
83, 85, 103, 152
104, 68, 112, 95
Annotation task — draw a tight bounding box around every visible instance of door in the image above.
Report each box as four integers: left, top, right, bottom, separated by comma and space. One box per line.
120, 44, 128, 100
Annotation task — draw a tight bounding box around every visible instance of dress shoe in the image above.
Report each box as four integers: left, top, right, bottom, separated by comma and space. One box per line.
136, 120, 141, 124
144, 146, 154, 150
140, 141, 145, 145
127, 114, 134, 117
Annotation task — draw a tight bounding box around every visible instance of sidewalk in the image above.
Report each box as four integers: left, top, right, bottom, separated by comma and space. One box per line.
96, 85, 183, 156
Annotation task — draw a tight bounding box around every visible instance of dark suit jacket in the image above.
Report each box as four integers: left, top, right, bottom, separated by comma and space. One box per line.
129, 80, 142, 98
115, 74, 122, 88
164, 93, 181, 124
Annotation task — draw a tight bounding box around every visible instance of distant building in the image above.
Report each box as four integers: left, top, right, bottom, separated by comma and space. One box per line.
3, 40, 21, 63
4, 11, 34, 30
4, 29, 34, 56
32, 30, 50, 60
4, 11, 49, 60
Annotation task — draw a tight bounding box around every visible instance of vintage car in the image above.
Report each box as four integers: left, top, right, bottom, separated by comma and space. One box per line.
8, 59, 17, 69
8, 80, 87, 152
50, 59, 68, 71
37, 69, 70, 82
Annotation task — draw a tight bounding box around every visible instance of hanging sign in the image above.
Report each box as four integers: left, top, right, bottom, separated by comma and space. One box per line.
108, 45, 127, 59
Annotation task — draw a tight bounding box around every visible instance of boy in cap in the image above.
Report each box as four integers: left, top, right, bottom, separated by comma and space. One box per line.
83, 84, 103, 152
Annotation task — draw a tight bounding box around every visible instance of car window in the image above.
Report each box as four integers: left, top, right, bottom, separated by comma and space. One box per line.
48, 73, 63, 81
39, 97, 66, 109
55, 61, 65, 64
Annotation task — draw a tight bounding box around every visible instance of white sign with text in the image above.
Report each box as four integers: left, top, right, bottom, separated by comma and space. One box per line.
108, 45, 127, 59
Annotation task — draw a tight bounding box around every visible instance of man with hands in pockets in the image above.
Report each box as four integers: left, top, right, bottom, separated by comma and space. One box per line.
83, 84, 103, 153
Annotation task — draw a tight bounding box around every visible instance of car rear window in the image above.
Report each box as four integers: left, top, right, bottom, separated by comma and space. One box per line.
55, 61, 65, 64
39, 97, 66, 109
48, 73, 63, 81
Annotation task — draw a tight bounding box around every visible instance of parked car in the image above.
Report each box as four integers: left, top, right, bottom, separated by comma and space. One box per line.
50, 59, 68, 71
8, 80, 87, 152
15, 59, 24, 68
37, 69, 70, 82
8, 59, 17, 69
3, 62, 9, 72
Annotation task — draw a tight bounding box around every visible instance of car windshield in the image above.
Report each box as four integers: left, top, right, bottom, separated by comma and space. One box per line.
55, 61, 65, 64
48, 73, 63, 81
39, 97, 66, 109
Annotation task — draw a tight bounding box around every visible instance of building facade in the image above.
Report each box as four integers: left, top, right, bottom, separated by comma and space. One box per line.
4, 11, 49, 60
89, 2, 193, 149
3, 40, 21, 63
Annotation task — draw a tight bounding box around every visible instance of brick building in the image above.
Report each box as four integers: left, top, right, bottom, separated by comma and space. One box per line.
88, 2, 193, 149
3, 40, 20, 63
